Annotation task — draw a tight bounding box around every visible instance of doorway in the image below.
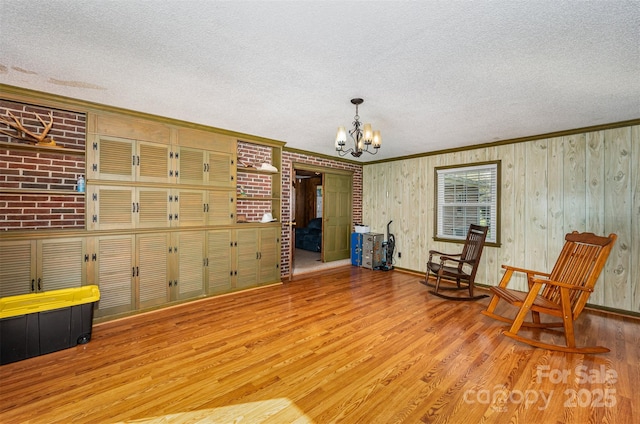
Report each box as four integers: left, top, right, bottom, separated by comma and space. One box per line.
291, 164, 352, 276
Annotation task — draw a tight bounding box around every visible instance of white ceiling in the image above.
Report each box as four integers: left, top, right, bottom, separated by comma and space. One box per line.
1, 1, 639, 162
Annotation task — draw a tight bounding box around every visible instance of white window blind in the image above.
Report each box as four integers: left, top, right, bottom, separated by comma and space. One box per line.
436, 163, 498, 243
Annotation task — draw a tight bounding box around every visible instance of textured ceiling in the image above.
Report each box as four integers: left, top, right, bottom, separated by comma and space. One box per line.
1, 1, 639, 162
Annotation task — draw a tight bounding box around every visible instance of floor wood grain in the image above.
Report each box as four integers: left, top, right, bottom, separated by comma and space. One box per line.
1, 266, 638, 423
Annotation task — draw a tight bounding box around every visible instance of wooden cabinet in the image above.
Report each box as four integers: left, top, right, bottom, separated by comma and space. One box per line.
176, 147, 235, 188
0, 238, 87, 297
236, 227, 280, 289
88, 186, 171, 230
1, 103, 284, 322
88, 136, 173, 184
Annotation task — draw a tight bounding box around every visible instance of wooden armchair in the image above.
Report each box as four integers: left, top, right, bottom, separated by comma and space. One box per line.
482, 231, 617, 354
423, 224, 488, 300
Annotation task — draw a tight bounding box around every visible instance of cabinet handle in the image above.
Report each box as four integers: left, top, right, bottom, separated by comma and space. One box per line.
136, 266, 139, 277
136, 202, 140, 213
137, 155, 140, 166
133, 203, 136, 213
92, 253, 97, 261
176, 171, 179, 177
31, 279, 35, 292
37, 278, 41, 291
132, 155, 136, 166
133, 267, 136, 277
169, 280, 173, 287
84, 254, 89, 262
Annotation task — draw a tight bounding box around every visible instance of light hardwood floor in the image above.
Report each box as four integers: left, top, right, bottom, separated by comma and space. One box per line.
1, 266, 638, 423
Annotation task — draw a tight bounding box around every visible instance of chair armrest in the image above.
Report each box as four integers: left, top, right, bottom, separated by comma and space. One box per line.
530, 277, 594, 292
501, 264, 551, 278
439, 256, 474, 265
429, 250, 462, 257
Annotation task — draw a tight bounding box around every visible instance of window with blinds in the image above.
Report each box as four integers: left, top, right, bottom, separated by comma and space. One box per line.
435, 161, 500, 245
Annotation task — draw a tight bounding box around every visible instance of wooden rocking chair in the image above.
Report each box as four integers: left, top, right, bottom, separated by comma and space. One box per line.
422, 224, 489, 300
481, 231, 617, 354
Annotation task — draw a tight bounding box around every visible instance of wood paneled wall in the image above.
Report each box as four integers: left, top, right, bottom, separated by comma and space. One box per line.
363, 125, 639, 313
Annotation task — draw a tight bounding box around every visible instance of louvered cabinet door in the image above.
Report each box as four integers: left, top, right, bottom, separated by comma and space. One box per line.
235, 229, 259, 289
89, 185, 136, 230
38, 238, 87, 292
137, 188, 171, 228
90, 136, 135, 182
0, 240, 36, 297
137, 233, 170, 309
177, 147, 207, 185
173, 231, 205, 300
258, 227, 280, 285
174, 189, 206, 227
94, 235, 135, 318
208, 152, 235, 188
207, 190, 235, 226
206, 229, 233, 294
138, 141, 172, 183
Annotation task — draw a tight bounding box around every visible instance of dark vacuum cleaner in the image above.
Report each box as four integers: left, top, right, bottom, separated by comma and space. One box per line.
380, 220, 395, 271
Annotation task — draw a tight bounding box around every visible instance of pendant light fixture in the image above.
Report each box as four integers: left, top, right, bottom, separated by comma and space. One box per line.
335, 98, 381, 158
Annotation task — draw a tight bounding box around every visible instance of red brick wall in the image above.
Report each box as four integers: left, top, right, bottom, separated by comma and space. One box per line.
279, 151, 363, 277
0, 100, 86, 230
236, 141, 274, 222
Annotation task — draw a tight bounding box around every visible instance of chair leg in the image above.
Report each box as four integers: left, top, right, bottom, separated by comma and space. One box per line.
434, 271, 443, 293
559, 287, 576, 350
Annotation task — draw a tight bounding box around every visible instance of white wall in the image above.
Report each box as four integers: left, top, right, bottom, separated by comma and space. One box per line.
363, 125, 639, 313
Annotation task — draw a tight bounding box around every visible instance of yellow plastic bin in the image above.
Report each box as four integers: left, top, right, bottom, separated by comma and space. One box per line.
0, 285, 100, 365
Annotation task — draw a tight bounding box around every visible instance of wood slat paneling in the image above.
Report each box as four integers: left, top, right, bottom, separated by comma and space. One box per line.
363, 124, 639, 313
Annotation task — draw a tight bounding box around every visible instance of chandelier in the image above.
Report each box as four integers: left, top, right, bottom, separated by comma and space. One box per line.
335, 98, 381, 157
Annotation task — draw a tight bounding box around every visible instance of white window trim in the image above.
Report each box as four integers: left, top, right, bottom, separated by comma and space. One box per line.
434, 161, 500, 245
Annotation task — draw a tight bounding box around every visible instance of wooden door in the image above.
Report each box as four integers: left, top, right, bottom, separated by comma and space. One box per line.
208, 151, 235, 188
137, 187, 171, 228
173, 231, 205, 300
323, 173, 352, 262
89, 136, 135, 182
137, 141, 171, 183
207, 190, 235, 226
206, 229, 233, 294
38, 237, 86, 292
258, 227, 280, 284
177, 147, 207, 185
236, 228, 259, 289
136, 233, 170, 309
174, 189, 206, 227
88, 185, 136, 230
94, 235, 135, 317
0, 240, 36, 297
